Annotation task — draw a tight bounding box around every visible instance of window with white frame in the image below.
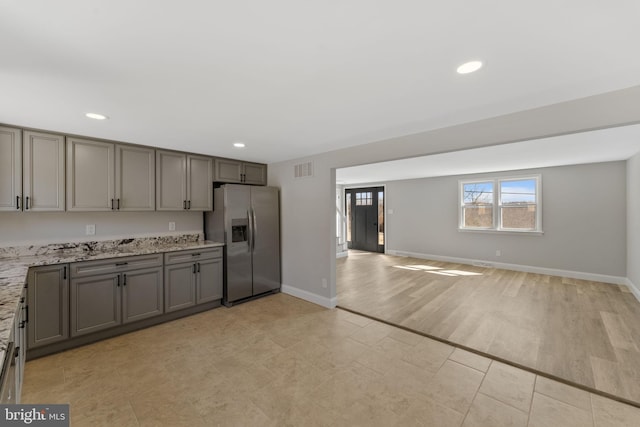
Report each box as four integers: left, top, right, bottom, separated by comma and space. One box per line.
459, 175, 541, 232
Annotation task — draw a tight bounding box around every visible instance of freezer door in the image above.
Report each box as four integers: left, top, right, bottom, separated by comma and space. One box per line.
251, 186, 280, 295
224, 185, 253, 302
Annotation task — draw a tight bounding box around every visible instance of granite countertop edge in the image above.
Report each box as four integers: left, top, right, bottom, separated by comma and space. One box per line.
0, 240, 225, 367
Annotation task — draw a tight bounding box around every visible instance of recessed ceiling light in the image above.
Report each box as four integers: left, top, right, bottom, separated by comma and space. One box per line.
456, 61, 483, 74
233, 142, 246, 148
85, 112, 109, 120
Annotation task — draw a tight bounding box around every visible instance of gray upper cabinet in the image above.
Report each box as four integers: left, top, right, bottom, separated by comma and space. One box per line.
1, 127, 65, 212
214, 158, 243, 183
214, 158, 266, 185
187, 154, 213, 210
68, 137, 155, 211
23, 131, 65, 211
115, 144, 155, 211
0, 126, 22, 211
27, 264, 69, 349
156, 150, 212, 211
243, 162, 267, 185
156, 150, 187, 210
67, 137, 115, 211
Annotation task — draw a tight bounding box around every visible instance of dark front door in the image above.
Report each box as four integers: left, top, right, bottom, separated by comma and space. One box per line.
346, 187, 384, 253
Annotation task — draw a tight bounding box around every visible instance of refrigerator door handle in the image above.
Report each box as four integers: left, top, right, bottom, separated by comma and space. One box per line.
247, 209, 253, 253
252, 208, 257, 251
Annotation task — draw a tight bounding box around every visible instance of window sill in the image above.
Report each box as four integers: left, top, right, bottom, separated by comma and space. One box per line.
458, 228, 544, 236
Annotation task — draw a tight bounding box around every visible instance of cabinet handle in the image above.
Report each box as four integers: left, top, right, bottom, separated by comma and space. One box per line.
183, 200, 187, 209
197, 262, 200, 273
123, 274, 127, 286
25, 305, 29, 323
111, 199, 115, 210
188, 200, 191, 210
192, 263, 196, 274
16, 196, 20, 210
117, 275, 120, 287
63, 266, 67, 280
25, 196, 30, 210
14, 346, 20, 358
117, 198, 120, 210
19, 321, 26, 329
191, 253, 201, 257
115, 262, 128, 266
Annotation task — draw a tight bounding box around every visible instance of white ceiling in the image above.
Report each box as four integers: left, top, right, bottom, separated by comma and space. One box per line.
336, 124, 640, 184
2, 1, 640, 163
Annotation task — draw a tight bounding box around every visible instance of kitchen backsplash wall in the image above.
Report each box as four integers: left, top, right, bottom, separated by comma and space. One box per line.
0, 211, 203, 247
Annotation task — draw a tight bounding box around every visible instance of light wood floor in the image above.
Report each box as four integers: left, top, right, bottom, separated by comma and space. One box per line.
337, 251, 640, 406
22, 293, 640, 426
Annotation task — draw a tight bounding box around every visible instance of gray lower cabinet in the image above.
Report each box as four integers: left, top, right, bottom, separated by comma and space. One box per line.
70, 255, 163, 337
122, 267, 164, 323
164, 262, 196, 312
197, 257, 223, 304
164, 248, 223, 312
27, 264, 69, 349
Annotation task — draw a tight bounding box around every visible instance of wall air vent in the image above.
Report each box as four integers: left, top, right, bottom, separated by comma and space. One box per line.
294, 161, 313, 179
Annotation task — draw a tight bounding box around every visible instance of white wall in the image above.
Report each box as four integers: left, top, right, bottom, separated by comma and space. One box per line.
628, 152, 640, 296
379, 162, 626, 277
269, 86, 640, 307
0, 211, 203, 247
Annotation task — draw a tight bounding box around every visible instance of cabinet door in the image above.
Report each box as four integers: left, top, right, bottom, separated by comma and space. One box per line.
214, 158, 242, 183
23, 131, 65, 211
115, 145, 155, 211
243, 162, 267, 185
27, 265, 69, 349
0, 126, 22, 211
71, 273, 121, 336
196, 257, 223, 304
122, 267, 163, 323
156, 150, 187, 210
187, 155, 212, 211
164, 262, 195, 312
15, 289, 26, 402
67, 137, 115, 211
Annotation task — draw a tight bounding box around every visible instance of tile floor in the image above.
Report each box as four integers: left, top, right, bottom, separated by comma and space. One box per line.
22, 294, 640, 426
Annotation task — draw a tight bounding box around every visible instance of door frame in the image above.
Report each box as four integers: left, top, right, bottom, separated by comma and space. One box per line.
345, 185, 386, 253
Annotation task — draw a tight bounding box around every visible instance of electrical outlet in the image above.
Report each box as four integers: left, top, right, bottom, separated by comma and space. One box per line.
321, 278, 328, 288
169, 221, 176, 231
85, 224, 96, 235
496, 250, 501, 257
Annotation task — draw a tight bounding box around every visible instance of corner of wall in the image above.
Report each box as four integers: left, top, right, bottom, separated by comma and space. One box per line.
625, 278, 640, 303
281, 284, 337, 309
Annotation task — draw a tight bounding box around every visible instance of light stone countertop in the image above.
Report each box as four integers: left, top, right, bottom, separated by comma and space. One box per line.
0, 234, 224, 371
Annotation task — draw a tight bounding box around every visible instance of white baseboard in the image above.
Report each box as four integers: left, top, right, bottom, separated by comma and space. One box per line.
624, 278, 640, 303
281, 284, 337, 309
336, 251, 349, 259
385, 249, 627, 286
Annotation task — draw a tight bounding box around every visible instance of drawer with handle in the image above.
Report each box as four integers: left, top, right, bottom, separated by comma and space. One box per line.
70, 253, 163, 277
164, 247, 222, 265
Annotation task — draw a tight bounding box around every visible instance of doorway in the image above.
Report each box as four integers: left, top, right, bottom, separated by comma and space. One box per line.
345, 186, 384, 253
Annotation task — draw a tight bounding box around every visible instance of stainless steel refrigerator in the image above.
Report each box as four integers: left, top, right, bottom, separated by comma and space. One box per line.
204, 184, 280, 306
